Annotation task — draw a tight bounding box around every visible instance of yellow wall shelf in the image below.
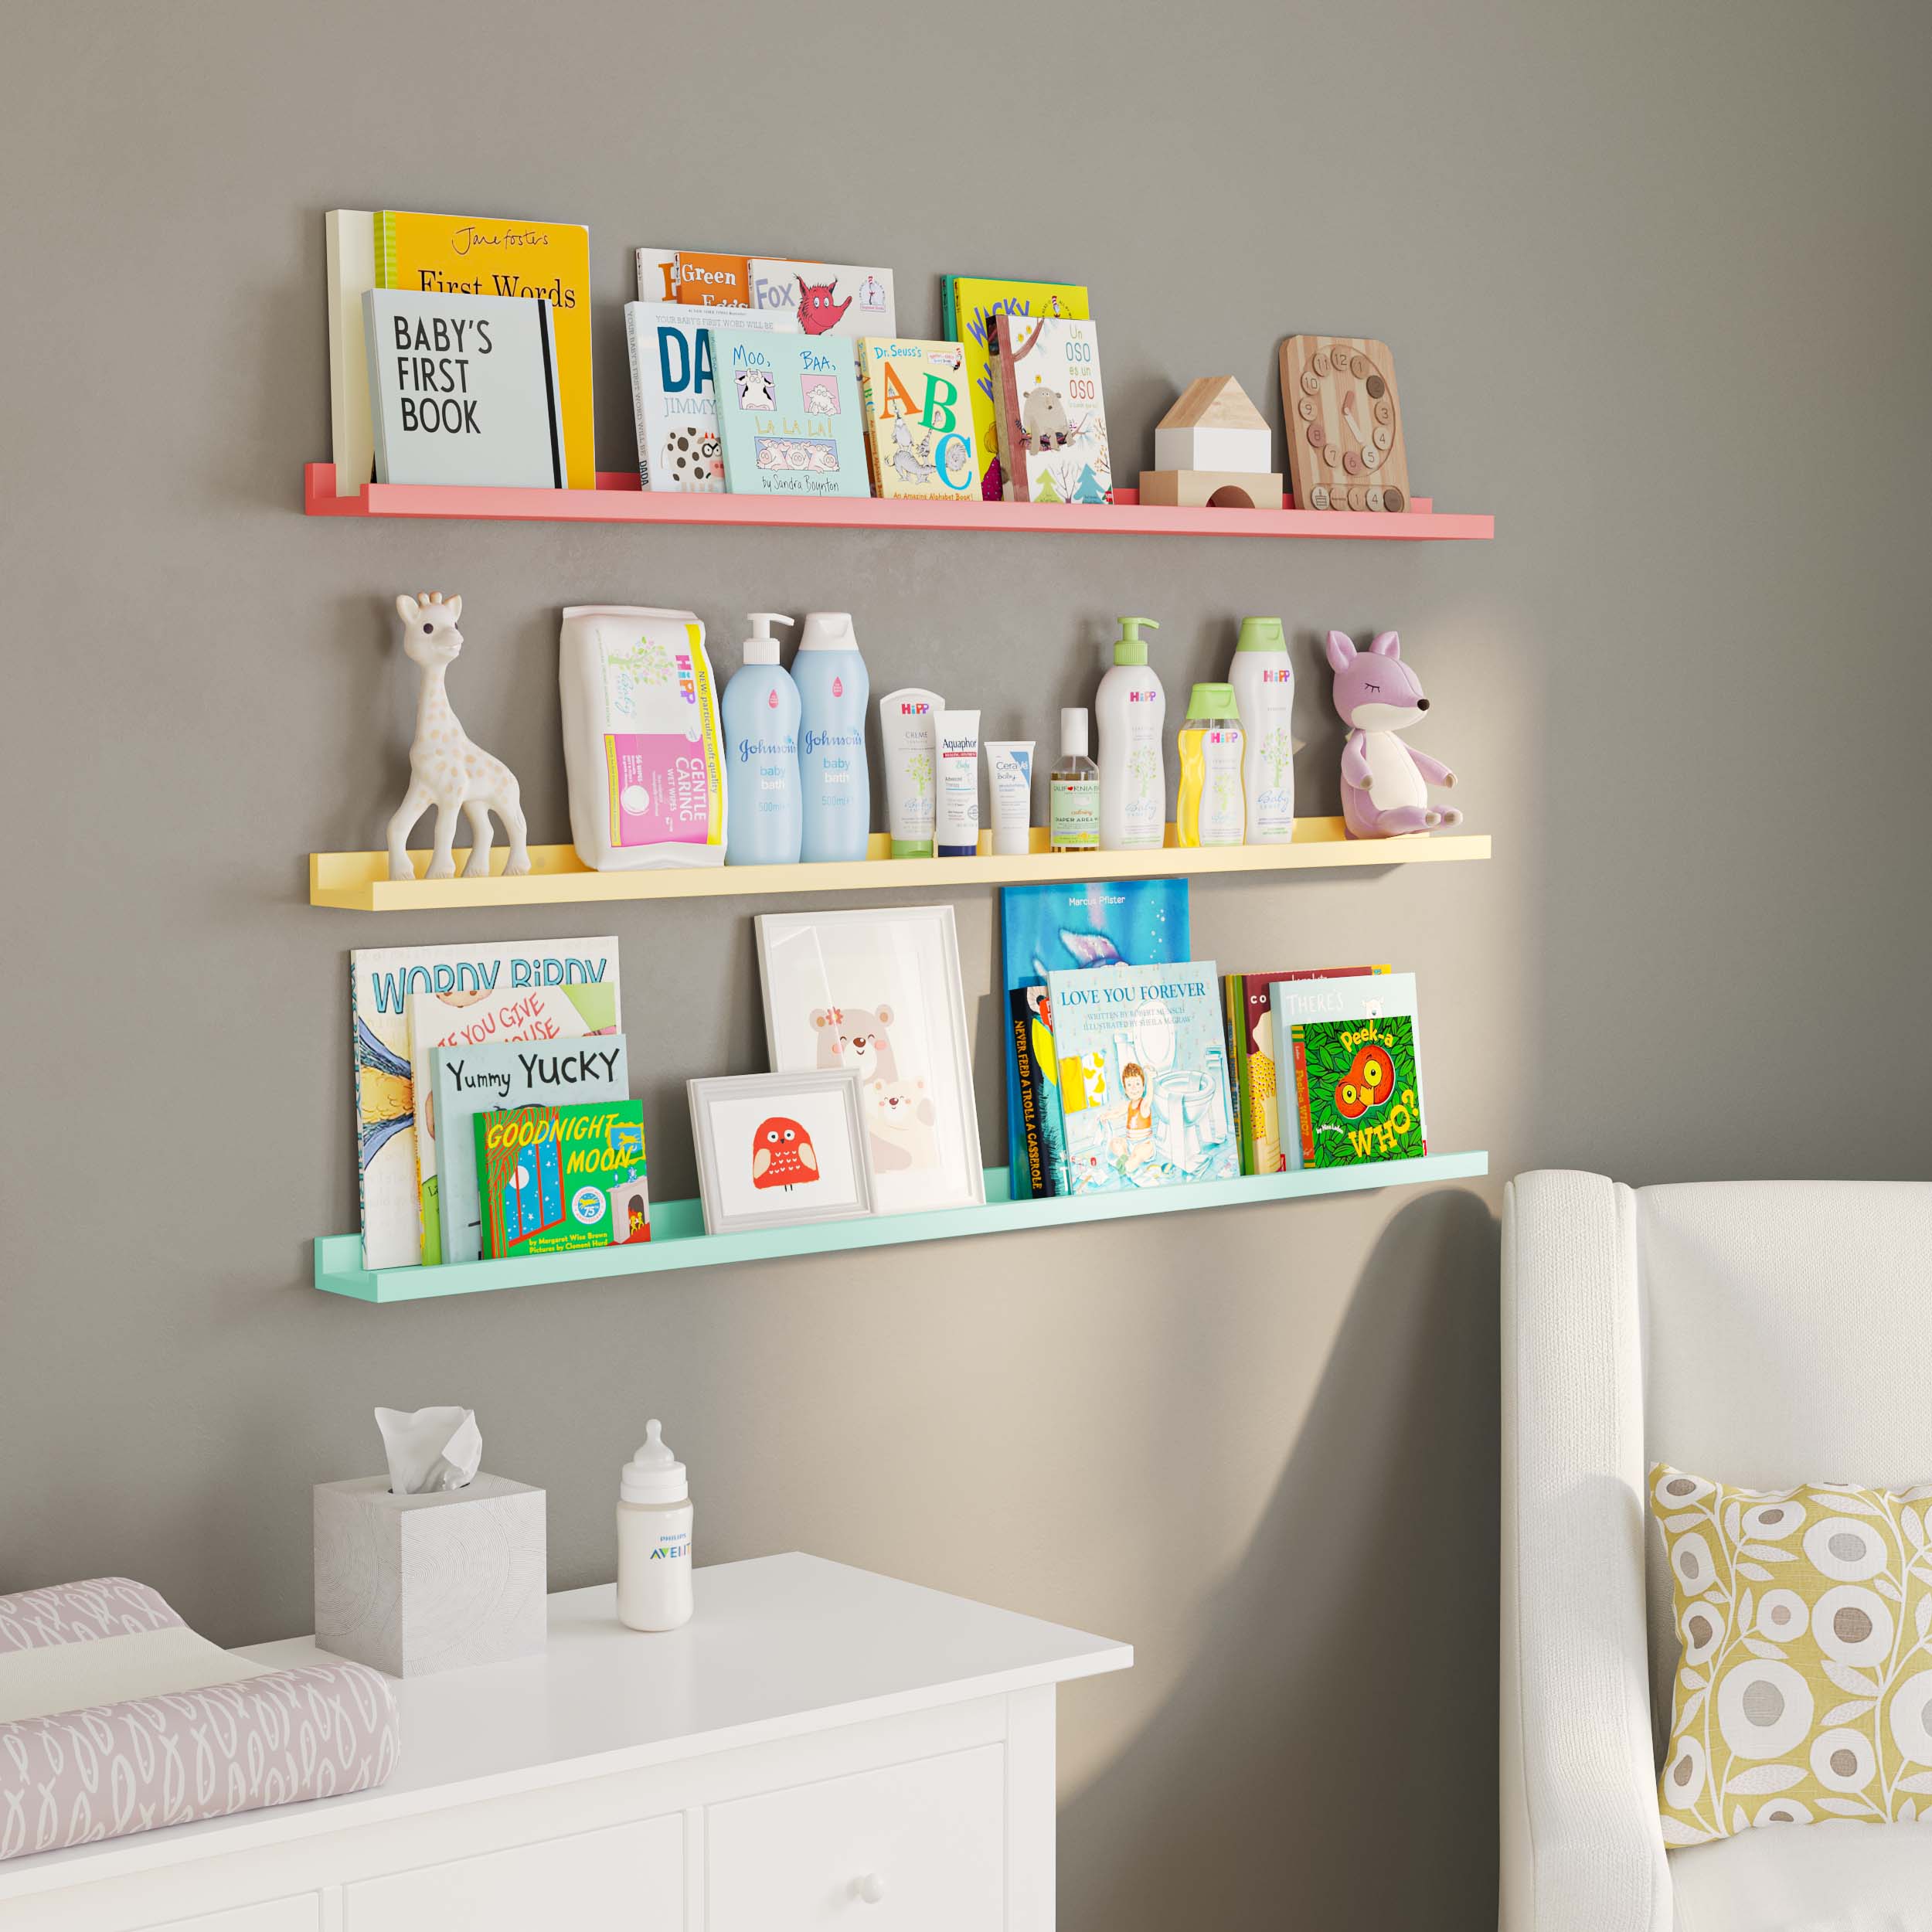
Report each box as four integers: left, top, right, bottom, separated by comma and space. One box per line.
311, 818, 1489, 911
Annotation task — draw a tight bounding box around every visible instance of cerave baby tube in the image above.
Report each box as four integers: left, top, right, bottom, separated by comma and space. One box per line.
985, 741, 1035, 856
937, 709, 981, 856
879, 687, 942, 858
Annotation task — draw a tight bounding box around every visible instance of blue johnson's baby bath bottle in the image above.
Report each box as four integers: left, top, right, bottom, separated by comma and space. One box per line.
721, 612, 801, 865
794, 611, 871, 862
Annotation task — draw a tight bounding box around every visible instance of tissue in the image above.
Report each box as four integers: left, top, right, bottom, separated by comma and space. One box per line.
374, 1406, 482, 1495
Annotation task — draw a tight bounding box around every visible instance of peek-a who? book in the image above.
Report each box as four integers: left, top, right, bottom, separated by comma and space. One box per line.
350, 937, 621, 1270
1270, 971, 1427, 1171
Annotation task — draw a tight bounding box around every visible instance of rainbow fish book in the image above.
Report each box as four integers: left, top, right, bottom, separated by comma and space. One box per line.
856, 340, 979, 498
995, 314, 1113, 505
1270, 972, 1426, 1171
998, 880, 1189, 1199
410, 983, 619, 1265
1046, 961, 1236, 1196
943, 276, 1088, 501
477, 1100, 649, 1258
349, 937, 619, 1270
625, 301, 797, 492
710, 329, 869, 497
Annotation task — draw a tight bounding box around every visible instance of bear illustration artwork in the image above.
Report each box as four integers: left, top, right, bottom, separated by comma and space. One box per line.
1021, 383, 1072, 452
811, 1004, 935, 1172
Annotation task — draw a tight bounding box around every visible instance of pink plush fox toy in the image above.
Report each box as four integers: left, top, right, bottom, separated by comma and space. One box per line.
1327, 629, 1462, 838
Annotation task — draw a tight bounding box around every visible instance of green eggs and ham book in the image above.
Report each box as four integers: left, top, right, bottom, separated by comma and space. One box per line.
1270, 972, 1426, 1171
709, 329, 869, 497
999, 881, 1189, 1199
476, 1100, 649, 1259
363, 288, 566, 487
1045, 961, 1236, 1195
943, 276, 1088, 500
1223, 968, 1386, 1175
350, 937, 620, 1270
432, 1033, 629, 1266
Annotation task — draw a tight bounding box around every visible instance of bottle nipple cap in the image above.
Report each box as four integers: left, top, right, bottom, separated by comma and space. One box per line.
621, 1418, 689, 1503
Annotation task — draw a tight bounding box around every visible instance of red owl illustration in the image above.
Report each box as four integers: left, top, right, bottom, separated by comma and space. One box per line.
751, 1116, 818, 1189
794, 278, 852, 335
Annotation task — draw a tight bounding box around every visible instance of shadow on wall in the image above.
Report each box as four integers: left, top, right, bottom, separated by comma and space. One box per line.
1060, 1186, 1502, 1932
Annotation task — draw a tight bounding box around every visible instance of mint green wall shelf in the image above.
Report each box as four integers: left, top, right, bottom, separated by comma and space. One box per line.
312, 1151, 1488, 1304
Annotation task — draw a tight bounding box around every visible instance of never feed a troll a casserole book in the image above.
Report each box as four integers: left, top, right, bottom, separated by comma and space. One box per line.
710, 328, 869, 498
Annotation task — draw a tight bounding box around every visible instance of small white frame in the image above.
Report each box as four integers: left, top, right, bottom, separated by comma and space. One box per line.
686, 1070, 876, 1236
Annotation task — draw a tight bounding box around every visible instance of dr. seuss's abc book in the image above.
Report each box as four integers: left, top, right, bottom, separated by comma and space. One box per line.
476, 1100, 650, 1259
625, 301, 796, 492
999, 881, 1189, 1199
1045, 961, 1236, 1196
1223, 968, 1386, 1176
995, 314, 1113, 505
432, 1034, 629, 1266
857, 340, 979, 499
1270, 972, 1427, 1172
709, 329, 869, 498
349, 937, 620, 1270
943, 276, 1088, 501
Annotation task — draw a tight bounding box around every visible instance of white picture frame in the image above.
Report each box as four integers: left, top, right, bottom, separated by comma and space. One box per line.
756, 905, 985, 1216
687, 1070, 876, 1236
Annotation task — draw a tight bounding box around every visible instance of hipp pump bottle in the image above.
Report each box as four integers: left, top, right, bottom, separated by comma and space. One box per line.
1227, 614, 1296, 843
720, 613, 801, 865
1097, 616, 1166, 850
793, 613, 870, 862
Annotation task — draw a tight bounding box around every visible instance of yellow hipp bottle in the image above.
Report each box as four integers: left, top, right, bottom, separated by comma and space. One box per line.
1176, 682, 1244, 847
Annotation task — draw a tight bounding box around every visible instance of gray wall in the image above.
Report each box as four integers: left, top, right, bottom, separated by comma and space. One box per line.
4, 3, 1928, 1924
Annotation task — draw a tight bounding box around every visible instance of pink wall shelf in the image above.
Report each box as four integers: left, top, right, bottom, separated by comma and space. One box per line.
303, 464, 1492, 541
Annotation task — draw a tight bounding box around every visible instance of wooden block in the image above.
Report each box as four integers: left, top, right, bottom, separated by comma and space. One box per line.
1155, 423, 1273, 471
1137, 469, 1284, 509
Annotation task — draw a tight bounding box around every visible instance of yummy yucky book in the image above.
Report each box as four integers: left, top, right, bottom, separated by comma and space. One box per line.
1270, 972, 1425, 1171
1046, 961, 1237, 1195
328, 209, 594, 492
476, 1100, 649, 1258
857, 340, 978, 498
434, 1036, 630, 1264
349, 937, 619, 1270
995, 313, 1113, 504
625, 301, 796, 492
1224, 968, 1386, 1175
944, 277, 1088, 500
1000, 881, 1189, 1198
409, 982, 618, 1265
710, 330, 869, 498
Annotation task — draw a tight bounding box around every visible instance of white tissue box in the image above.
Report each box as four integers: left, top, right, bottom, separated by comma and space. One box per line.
313, 1473, 546, 1677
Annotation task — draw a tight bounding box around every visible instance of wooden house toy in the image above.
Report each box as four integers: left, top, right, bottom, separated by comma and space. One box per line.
1140, 376, 1283, 509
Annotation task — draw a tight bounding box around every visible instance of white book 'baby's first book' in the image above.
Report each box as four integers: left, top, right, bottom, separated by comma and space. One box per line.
362, 287, 566, 488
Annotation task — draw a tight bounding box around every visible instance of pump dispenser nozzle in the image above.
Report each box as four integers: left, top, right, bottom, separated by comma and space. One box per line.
1113, 615, 1160, 665
742, 611, 795, 666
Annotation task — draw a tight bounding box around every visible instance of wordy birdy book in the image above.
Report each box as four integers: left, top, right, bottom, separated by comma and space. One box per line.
1046, 961, 1236, 1195
857, 340, 978, 498
349, 937, 619, 1270
625, 301, 795, 492
1270, 972, 1426, 1171
711, 329, 869, 497
995, 313, 1113, 504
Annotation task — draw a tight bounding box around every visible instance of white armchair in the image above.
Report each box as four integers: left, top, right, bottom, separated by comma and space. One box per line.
1501, 1169, 1932, 1932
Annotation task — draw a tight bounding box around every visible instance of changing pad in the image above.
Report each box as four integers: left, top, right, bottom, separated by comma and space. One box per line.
0, 1576, 399, 1862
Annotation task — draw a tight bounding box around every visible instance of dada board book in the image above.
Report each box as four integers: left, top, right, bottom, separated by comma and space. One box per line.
350, 937, 620, 1270
1270, 972, 1427, 1171
999, 880, 1189, 1199
624, 301, 797, 492
477, 1100, 649, 1258
944, 277, 1089, 501
710, 330, 870, 497
1046, 961, 1237, 1196
328, 209, 594, 493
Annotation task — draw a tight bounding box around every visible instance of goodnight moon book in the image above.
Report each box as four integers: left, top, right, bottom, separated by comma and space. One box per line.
1270, 972, 1426, 1171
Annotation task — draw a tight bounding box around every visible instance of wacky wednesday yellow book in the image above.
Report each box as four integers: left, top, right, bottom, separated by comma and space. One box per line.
943, 277, 1087, 501
328, 209, 594, 494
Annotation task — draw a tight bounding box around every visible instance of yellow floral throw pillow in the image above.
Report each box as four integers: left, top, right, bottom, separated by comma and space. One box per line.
1651, 1463, 1932, 1845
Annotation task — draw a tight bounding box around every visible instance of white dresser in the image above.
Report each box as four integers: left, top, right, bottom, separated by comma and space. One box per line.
0, 1553, 1131, 1931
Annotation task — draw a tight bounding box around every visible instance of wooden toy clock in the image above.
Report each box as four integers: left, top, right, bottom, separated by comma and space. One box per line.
1279, 335, 1410, 513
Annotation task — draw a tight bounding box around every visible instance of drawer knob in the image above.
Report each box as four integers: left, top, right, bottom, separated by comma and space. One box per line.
852, 1872, 888, 1905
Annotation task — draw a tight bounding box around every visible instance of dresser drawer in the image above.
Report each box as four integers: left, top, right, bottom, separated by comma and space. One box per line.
706, 1743, 1004, 1932
345, 1814, 682, 1931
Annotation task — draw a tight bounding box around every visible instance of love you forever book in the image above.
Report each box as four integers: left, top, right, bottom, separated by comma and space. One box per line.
857, 340, 978, 498
995, 313, 1113, 504
711, 329, 869, 497
363, 289, 565, 487
625, 301, 796, 492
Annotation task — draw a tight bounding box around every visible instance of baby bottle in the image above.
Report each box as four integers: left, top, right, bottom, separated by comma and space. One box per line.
617, 1419, 693, 1631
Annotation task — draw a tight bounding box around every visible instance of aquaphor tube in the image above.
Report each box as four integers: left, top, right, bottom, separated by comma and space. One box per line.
936, 709, 981, 857
985, 741, 1035, 856
879, 687, 942, 857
